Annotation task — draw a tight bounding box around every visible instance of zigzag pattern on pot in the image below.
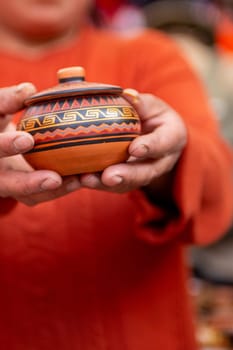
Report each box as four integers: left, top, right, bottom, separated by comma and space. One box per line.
33, 121, 140, 145
25, 95, 129, 116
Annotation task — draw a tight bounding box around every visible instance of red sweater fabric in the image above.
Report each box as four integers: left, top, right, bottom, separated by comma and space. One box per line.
0, 27, 232, 350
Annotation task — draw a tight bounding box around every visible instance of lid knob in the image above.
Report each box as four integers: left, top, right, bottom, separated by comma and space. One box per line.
57, 66, 86, 83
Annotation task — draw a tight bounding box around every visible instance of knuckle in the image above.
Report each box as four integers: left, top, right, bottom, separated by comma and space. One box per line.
128, 167, 150, 188
15, 177, 37, 196
0, 136, 11, 157
21, 187, 33, 197
20, 184, 33, 196
0, 92, 16, 115
152, 162, 164, 178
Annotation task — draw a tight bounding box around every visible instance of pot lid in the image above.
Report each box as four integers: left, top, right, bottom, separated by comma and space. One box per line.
25, 66, 123, 106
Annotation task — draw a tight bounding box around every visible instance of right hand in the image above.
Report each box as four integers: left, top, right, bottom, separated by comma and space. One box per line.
0, 83, 81, 206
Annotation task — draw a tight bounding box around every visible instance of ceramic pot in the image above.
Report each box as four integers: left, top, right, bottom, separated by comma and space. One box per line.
17, 66, 141, 175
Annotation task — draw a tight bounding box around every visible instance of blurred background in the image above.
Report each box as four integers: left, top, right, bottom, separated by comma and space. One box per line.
96, 1, 233, 349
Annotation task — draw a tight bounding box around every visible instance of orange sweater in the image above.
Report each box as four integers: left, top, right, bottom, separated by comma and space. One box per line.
0, 27, 232, 350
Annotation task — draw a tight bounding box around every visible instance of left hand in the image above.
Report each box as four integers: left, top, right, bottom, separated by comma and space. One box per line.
0, 83, 81, 207
79, 89, 187, 193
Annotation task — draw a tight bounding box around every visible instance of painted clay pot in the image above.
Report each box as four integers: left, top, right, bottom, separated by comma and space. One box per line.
17, 66, 141, 175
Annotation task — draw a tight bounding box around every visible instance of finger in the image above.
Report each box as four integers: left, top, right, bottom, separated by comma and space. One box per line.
128, 119, 187, 160
0, 82, 36, 117
80, 172, 125, 192
80, 154, 180, 193
15, 176, 81, 206
80, 173, 104, 190
123, 90, 167, 121
0, 131, 34, 157
101, 156, 178, 189
0, 170, 63, 198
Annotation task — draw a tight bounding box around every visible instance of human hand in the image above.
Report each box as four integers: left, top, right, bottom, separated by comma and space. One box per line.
79, 90, 187, 196
0, 83, 81, 206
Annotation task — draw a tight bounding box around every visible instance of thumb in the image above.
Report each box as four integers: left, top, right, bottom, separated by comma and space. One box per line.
0, 82, 36, 117
122, 88, 140, 109
0, 82, 36, 131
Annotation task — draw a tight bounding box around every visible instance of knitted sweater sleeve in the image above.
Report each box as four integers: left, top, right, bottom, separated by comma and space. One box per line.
121, 29, 233, 246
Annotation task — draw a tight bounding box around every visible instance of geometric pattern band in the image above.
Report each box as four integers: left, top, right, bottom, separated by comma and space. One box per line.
19, 94, 141, 154
23, 94, 132, 117
19, 106, 139, 133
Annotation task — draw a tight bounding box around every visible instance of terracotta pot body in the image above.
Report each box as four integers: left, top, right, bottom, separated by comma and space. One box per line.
17, 67, 141, 175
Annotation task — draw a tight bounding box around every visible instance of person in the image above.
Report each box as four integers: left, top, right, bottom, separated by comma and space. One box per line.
0, 1, 232, 349
96, 0, 146, 33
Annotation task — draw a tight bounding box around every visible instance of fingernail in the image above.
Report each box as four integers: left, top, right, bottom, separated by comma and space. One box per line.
127, 156, 138, 163
16, 82, 36, 94
123, 88, 139, 103
111, 175, 123, 185
66, 179, 80, 192
13, 135, 34, 153
40, 177, 61, 191
130, 144, 149, 158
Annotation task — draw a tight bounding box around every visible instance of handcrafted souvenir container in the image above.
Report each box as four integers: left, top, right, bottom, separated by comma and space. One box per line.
17, 66, 141, 175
